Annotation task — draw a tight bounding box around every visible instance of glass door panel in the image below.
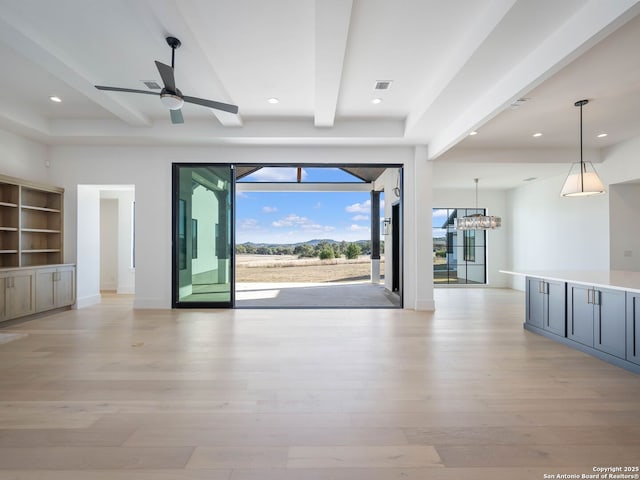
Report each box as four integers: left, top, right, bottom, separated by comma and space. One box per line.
173, 164, 234, 307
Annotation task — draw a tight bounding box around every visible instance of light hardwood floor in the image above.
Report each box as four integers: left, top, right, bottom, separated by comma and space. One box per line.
0, 288, 639, 479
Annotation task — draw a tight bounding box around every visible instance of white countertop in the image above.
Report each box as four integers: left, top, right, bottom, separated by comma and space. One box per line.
500, 270, 640, 294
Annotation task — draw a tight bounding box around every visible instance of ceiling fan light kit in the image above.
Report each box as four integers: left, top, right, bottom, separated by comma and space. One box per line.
160, 93, 184, 110
95, 36, 238, 124
560, 99, 606, 197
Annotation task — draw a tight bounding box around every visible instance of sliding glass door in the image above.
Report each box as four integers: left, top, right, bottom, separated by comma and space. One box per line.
172, 164, 234, 307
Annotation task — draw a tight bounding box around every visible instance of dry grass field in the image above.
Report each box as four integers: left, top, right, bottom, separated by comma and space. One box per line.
235, 254, 384, 283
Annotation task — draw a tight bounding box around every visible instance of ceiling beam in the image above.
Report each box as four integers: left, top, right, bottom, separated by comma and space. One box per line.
237, 182, 371, 193
0, 102, 51, 139
0, 12, 152, 127
424, 0, 640, 160
314, 0, 353, 127
48, 118, 409, 146
404, 0, 517, 137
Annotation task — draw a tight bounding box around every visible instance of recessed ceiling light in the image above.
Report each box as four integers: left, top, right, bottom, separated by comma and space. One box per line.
532, 132, 543, 137
49, 96, 62, 103
371, 98, 382, 104
267, 97, 279, 104
597, 133, 608, 138
469, 131, 478, 136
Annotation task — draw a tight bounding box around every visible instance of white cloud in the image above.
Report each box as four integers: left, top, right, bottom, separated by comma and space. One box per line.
236, 191, 248, 199
345, 199, 371, 213
247, 167, 307, 182
433, 208, 449, 218
301, 224, 335, 232
272, 214, 309, 228
239, 218, 260, 230
271, 213, 336, 235
352, 214, 369, 222
349, 224, 369, 232
314, 202, 322, 209
262, 206, 277, 213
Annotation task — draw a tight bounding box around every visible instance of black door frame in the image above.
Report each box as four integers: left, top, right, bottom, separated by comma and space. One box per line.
172, 163, 403, 308
171, 163, 236, 308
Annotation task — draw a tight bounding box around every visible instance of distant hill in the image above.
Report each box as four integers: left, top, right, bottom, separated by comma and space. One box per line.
239, 239, 370, 249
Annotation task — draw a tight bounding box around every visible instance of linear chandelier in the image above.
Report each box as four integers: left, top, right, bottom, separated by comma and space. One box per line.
560, 99, 606, 197
455, 178, 501, 230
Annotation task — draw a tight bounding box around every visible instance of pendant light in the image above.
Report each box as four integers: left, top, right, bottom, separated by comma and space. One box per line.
455, 178, 501, 230
560, 99, 605, 197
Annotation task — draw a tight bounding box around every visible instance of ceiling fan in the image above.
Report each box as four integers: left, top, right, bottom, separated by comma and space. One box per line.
95, 36, 238, 124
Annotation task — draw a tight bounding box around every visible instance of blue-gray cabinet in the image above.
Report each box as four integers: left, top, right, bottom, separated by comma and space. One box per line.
626, 293, 640, 366
567, 284, 595, 347
567, 283, 626, 358
523, 276, 638, 374
526, 277, 565, 336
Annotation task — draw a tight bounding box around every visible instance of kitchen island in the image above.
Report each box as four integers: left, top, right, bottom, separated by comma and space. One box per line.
502, 270, 640, 374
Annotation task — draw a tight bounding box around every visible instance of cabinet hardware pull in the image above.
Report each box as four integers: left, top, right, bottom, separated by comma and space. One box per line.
634, 298, 637, 357
587, 288, 592, 304
539, 281, 543, 294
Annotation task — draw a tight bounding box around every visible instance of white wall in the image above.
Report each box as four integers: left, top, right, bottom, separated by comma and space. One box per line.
433, 187, 509, 288
99, 189, 135, 294
0, 127, 49, 183
100, 198, 118, 290
609, 183, 640, 271
505, 134, 640, 290
191, 185, 220, 276
47, 145, 431, 309
76, 186, 101, 307
116, 189, 135, 294
507, 174, 609, 290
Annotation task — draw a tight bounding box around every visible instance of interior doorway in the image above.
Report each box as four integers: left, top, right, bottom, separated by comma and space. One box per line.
76, 185, 135, 308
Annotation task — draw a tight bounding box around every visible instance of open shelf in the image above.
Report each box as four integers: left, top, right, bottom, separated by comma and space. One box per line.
21, 228, 61, 233
0, 175, 64, 269
21, 205, 61, 213
21, 251, 62, 267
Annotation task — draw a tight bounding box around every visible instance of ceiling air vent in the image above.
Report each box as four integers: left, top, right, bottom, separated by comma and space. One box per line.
142, 81, 162, 90
374, 80, 392, 90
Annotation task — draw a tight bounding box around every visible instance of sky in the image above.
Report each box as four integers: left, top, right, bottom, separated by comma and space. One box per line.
432, 208, 450, 239
236, 167, 384, 244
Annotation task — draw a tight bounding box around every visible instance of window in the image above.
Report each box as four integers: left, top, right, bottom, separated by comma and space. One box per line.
463, 230, 475, 262
432, 208, 486, 285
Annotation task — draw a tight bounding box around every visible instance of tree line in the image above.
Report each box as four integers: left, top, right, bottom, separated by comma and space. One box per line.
236, 240, 382, 260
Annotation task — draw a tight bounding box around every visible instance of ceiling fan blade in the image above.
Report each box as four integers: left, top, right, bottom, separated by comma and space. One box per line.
170, 109, 184, 124
155, 61, 176, 92
183, 95, 239, 114
95, 85, 160, 96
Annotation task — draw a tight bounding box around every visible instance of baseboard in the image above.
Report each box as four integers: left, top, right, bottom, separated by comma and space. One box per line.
116, 285, 135, 294
414, 299, 435, 311
75, 293, 101, 309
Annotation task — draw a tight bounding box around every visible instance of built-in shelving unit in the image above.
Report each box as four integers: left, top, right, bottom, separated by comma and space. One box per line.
1, 174, 74, 323
0, 180, 19, 268
0, 175, 63, 268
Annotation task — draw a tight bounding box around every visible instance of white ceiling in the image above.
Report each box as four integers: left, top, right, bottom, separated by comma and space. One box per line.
1, 0, 640, 188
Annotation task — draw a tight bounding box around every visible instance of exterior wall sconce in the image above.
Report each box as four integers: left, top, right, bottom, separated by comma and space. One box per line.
383, 218, 392, 235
